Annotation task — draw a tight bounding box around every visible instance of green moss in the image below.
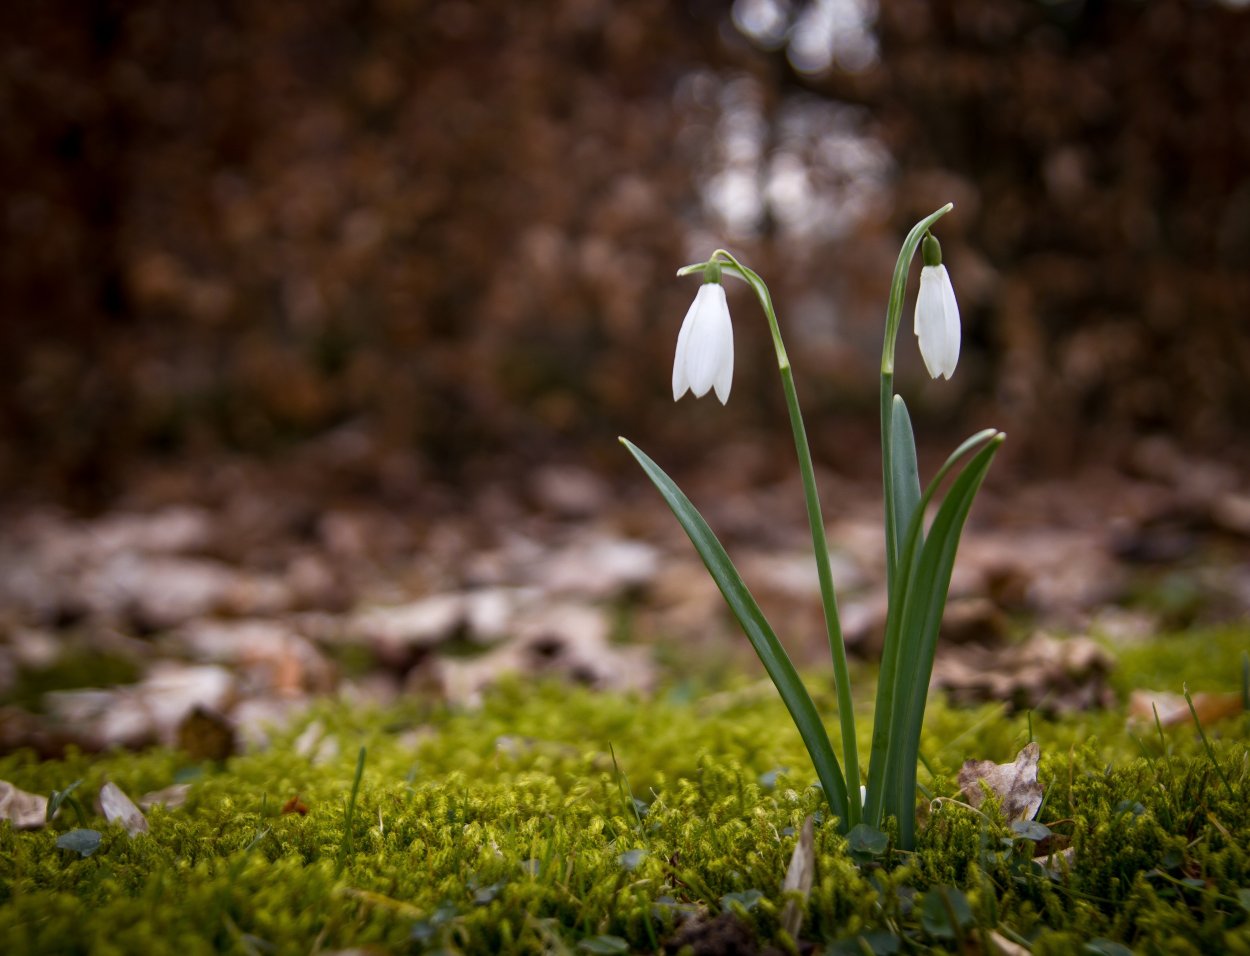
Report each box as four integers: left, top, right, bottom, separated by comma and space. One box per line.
1106, 624, 1250, 697
1, 633, 1248, 953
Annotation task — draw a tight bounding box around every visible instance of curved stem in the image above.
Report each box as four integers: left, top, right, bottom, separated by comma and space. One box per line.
780, 365, 861, 823
710, 249, 861, 823
879, 204, 953, 589
880, 205, 953, 377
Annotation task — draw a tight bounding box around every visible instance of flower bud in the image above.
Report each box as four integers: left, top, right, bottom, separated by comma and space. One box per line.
913, 250, 960, 380
673, 281, 734, 403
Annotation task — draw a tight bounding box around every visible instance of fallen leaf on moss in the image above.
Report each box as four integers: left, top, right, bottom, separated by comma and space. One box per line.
933, 634, 1114, 714
1127, 689, 1244, 727
0, 780, 48, 829
282, 794, 309, 815
986, 929, 1032, 955
97, 781, 148, 836
139, 783, 190, 811
958, 742, 1043, 823
780, 814, 815, 940
1038, 844, 1077, 878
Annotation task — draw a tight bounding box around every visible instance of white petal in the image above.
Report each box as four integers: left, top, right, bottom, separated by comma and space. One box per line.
685, 285, 726, 396
712, 317, 733, 404
915, 265, 960, 380
914, 268, 943, 378
674, 283, 733, 402
937, 267, 961, 378
672, 291, 699, 400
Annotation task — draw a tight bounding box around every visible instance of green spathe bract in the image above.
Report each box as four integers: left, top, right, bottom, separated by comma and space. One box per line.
627, 205, 1002, 848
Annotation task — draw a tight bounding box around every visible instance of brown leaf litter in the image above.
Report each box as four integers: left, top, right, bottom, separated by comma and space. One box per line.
0, 780, 48, 829
958, 742, 1044, 823
1127, 689, 1245, 728
933, 633, 1116, 715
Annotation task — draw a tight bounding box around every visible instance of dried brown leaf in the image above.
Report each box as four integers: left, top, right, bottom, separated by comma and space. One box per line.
986, 929, 1032, 956
958, 742, 1043, 823
0, 780, 48, 830
282, 794, 309, 816
780, 814, 815, 940
933, 633, 1115, 715
1128, 689, 1244, 728
138, 783, 191, 811
97, 781, 149, 837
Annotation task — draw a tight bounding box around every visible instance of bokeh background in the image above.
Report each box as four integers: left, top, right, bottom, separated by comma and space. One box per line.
4, 0, 1249, 508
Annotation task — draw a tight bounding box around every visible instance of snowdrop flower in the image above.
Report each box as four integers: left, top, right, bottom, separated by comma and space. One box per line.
913, 235, 960, 380
673, 269, 734, 404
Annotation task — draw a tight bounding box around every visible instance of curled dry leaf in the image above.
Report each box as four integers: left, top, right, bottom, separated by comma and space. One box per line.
958, 742, 1044, 823
97, 781, 149, 837
281, 794, 309, 815
1038, 844, 1077, 878
1127, 689, 1244, 728
986, 929, 1032, 956
780, 814, 815, 940
932, 633, 1115, 715
138, 783, 191, 811
0, 780, 49, 830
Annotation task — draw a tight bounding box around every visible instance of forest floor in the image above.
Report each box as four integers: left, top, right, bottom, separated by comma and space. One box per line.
1, 438, 1248, 952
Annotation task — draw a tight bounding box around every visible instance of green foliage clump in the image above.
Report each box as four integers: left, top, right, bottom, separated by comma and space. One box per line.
0, 638, 1248, 953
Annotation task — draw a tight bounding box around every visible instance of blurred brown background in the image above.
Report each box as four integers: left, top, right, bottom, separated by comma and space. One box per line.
3, 0, 1249, 508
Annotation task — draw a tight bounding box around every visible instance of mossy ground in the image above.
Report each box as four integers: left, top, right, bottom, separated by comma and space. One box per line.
2, 626, 1248, 955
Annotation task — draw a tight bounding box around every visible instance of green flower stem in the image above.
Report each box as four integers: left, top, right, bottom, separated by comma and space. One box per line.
706, 249, 860, 823
779, 363, 860, 823
879, 205, 953, 587
880, 205, 953, 378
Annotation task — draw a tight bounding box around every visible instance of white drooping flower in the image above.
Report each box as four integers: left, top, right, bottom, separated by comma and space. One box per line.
673, 281, 734, 404
913, 237, 960, 380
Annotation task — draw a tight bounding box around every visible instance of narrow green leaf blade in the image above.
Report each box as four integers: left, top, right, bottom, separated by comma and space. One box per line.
621, 437, 851, 828
864, 428, 1001, 829
888, 395, 923, 566
887, 436, 1003, 847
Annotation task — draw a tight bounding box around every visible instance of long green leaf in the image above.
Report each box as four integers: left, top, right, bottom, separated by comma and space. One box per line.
886, 437, 1002, 849
889, 395, 923, 565
862, 397, 923, 827
620, 437, 852, 828
864, 429, 1002, 828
